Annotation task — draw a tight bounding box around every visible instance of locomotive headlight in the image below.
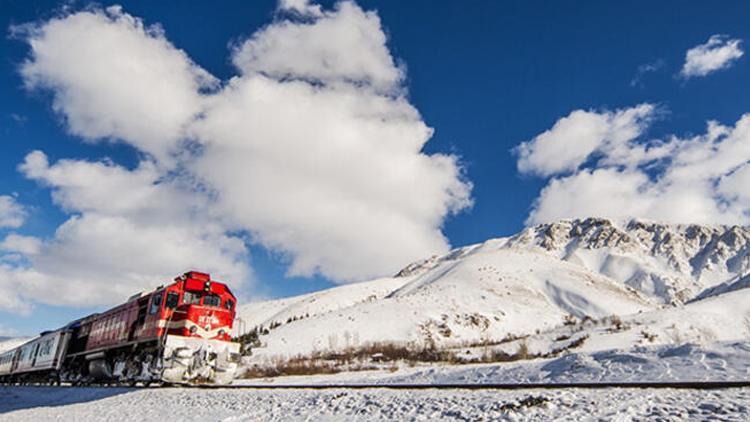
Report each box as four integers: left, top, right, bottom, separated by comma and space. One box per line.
189, 326, 198, 334
218, 329, 226, 336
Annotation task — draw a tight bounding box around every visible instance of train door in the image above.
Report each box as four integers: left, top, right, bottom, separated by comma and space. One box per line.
130, 296, 150, 341
30, 343, 40, 368
10, 348, 20, 373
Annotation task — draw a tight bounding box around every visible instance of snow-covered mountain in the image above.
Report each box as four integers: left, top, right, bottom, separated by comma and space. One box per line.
237, 218, 750, 363
0, 337, 31, 354
507, 218, 750, 304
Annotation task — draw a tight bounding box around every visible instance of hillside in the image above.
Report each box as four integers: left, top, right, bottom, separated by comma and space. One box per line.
237, 218, 750, 365
0, 337, 31, 354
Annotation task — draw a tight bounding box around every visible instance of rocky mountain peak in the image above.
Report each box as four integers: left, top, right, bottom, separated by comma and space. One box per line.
395, 218, 750, 304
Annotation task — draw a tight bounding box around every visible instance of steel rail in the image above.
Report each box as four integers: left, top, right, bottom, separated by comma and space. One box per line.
199, 381, 750, 390
3, 380, 749, 390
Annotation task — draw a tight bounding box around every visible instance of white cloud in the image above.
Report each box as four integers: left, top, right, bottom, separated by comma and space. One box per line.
192, 75, 470, 280
0, 234, 42, 255
0, 151, 251, 311
719, 163, 750, 206
518, 106, 750, 226
17, 5, 216, 163
516, 104, 656, 177
6, 1, 471, 310
680, 35, 744, 79
7, 213, 249, 308
278, 0, 323, 17
630, 59, 665, 87
193, 1, 470, 281
19, 150, 189, 222
0, 196, 26, 229
232, 1, 403, 94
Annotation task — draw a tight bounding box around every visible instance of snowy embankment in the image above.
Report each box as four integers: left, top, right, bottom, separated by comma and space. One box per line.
234, 341, 750, 386
235, 218, 750, 380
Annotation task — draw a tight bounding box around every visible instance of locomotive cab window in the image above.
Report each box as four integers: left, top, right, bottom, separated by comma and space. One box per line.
204, 294, 220, 307
165, 291, 180, 309
184, 291, 201, 305
224, 299, 234, 310
149, 293, 163, 314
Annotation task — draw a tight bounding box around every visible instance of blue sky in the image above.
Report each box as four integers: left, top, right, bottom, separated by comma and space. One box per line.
1, 0, 750, 336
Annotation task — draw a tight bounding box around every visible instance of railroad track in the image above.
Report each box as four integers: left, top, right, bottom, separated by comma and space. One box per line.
204, 381, 750, 390
4, 381, 749, 390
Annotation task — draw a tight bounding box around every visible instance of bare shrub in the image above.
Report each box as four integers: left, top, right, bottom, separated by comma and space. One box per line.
641, 330, 658, 342
242, 336, 561, 379
243, 359, 340, 378
516, 340, 530, 360
604, 314, 630, 333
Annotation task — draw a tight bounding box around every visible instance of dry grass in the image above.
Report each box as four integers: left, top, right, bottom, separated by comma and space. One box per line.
242, 339, 553, 379
241, 331, 593, 379
242, 360, 341, 378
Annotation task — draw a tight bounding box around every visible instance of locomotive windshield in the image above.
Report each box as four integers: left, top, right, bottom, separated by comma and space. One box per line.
181, 291, 228, 308
184, 291, 201, 305
204, 294, 221, 307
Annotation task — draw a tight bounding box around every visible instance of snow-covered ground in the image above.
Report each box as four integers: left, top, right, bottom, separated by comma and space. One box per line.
3, 341, 748, 420
1, 385, 747, 421
234, 341, 750, 386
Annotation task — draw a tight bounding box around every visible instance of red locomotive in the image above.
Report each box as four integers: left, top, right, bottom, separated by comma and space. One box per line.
0, 271, 241, 385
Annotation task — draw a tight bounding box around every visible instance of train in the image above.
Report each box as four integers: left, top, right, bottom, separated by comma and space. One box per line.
0, 271, 241, 386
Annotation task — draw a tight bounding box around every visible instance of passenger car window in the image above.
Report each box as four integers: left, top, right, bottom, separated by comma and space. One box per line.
149, 293, 163, 314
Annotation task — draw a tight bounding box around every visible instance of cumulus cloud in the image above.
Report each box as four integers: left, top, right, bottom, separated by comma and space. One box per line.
680, 35, 744, 79
516, 104, 656, 177
0, 196, 26, 229
192, 75, 470, 280
0, 234, 42, 255
232, 2, 403, 94
1, 151, 251, 311
278, 0, 323, 17
16, 5, 216, 163
5, 1, 471, 311
518, 106, 750, 225
193, 0, 470, 280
